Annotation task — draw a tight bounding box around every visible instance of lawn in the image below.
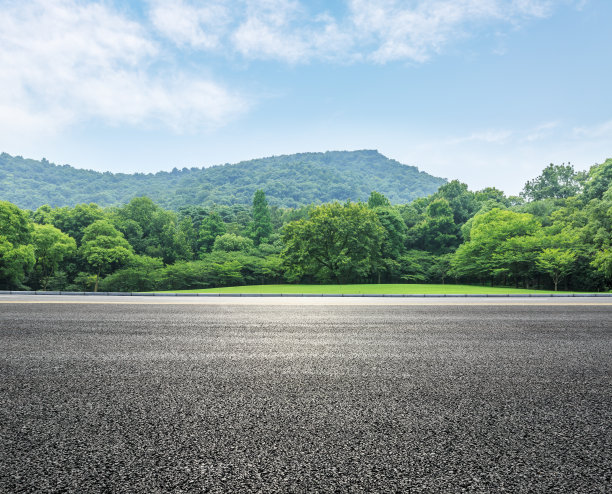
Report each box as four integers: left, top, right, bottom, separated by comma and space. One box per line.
160, 284, 576, 295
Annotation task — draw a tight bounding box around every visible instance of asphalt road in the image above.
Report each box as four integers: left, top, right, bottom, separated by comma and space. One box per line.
1, 303, 611, 493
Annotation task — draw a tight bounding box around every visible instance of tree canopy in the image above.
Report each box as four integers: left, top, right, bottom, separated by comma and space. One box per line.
0, 157, 610, 292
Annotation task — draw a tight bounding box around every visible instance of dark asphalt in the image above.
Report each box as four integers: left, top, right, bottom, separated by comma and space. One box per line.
1, 304, 610, 493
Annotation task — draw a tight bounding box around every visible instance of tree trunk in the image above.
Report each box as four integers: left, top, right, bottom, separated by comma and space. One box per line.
94, 268, 100, 293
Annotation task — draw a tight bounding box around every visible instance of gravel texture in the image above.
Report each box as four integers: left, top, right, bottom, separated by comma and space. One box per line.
1, 303, 611, 493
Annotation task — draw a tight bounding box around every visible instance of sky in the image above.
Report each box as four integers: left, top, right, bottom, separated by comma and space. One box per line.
1, 0, 610, 196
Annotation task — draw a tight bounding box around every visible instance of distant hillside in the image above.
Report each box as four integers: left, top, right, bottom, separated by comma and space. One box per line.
0, 150, 446, 210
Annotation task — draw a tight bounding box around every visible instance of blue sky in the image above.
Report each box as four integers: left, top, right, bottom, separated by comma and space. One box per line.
1, 0, 610, 195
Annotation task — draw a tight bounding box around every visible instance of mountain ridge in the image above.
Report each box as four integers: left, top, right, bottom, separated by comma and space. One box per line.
1, 149, 446, 210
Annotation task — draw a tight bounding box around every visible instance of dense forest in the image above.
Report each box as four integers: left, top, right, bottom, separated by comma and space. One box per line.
0, 150, 445, 210
1, 157, 610, 293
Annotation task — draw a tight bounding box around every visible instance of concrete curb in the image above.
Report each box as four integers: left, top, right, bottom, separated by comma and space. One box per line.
2, 290, 611, 298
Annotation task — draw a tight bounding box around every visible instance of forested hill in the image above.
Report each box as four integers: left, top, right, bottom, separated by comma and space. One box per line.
0, 150, 445, 210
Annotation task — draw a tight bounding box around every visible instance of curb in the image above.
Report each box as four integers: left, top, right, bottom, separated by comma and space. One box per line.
1, 291, 611, 298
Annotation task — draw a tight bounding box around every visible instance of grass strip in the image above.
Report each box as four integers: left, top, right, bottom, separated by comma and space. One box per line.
159, 284, 580, 295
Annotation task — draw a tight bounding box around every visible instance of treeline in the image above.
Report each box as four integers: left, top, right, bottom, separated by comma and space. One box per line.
1, 158, 610, 292
0, 150, 445, 210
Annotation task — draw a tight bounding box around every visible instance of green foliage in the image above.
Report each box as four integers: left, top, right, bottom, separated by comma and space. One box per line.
592, 250, 612, 282
582, 159, 612, 202
0, 201, 35, 288
198, 213, 226, 255
282, 202, 385, 283
250, 190, 272, 245
432, 180, 479, 225
99, 255, 163, 292
0, 156, 609, 292
32, 224, 76, 290
112, 197, 192, 263
407, 198, 459, 254
451, 208, 544, 286
46, 203, 106, 245
521, 163, 584, 201
367, 191, 391, 208
370, 205, 406, 281
80, 220, 134, 291
0, 150, 445, 210
213, 233, 254, 252
536, 248, 576, 291
0, 238, 35, 289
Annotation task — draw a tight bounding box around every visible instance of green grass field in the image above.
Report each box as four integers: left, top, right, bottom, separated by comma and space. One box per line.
160, 284, 578, 295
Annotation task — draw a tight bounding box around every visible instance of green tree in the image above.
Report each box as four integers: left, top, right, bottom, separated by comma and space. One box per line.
451, 208, 542, 286
432, 180, 479, 225
198, 213, 226, 255
409, 198, 459, 254
592, 250, 612, 287
536, 248, 576, 291
282, 202, 384, 283
582, 159, 612, 202
250, 190, 272, 246
213, 233, 254, 252
99, 255, 163, 292
32, 224, 77, 290
399, 250, 432, 282
49, 203, 106, 244
80, 220, 133, 292
367, 191, 391, 208
113, 196, 191, 263
521, 163, 583, 201
0, 201, 35, 288
372, 207, 406, 282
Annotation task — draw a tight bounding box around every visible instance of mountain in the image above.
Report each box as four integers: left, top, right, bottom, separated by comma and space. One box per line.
0, 150, 446, 210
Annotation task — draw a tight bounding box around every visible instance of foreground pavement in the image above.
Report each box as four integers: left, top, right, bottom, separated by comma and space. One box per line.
1, 302, 610, 492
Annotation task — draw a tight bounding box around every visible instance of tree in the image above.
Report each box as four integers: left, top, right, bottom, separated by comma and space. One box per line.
0, 201, 35, 288
80, 220, 133, 291
49, 203, 106, 244
408, 198, 459, 254
371, 206, 406, 282
582, 159, 612, 202
113, 196, 192, 263
536, 248, 576, 291
250, 190, 272, 246
99, 255, 163, 292
399, 250, 432, 282
32, 224, 76, 290
521, 163, 583, 201
451, 208, 542, 286
198, 213, 226, 255
0, 200, 33, 245
432, 180, 479, 225
213, 233, 254, 252
367, 191, 391, 208
592, 250, 612, 287
282, 202, 384, 283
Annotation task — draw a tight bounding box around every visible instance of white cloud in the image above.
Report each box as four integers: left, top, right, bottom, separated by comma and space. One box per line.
231, 0, 353, 63
149, 0, 230, 50
0, 0, 581, 138
0, 0, 247, 135
148, 0, 566, 64
348, 0, 559, 63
